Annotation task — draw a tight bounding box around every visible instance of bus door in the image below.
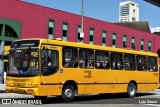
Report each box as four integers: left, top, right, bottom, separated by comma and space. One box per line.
40, 45, 59, 95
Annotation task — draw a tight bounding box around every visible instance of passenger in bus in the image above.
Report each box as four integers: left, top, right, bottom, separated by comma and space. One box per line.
41, 57, 45, 66
64, 62, 69, 67
79, 60, 84, 68
124, 58, 130, 70
72, 59, 78, 67
104, 61, 109, 69
149, 65, 153, 71
86, 62, 93, 68
47, 57, 51, 66
153, 66, 156, 71
69, 58, 78, 67
112, 61, 116, 69
117, 62, 122, 69
98, 62, 104, 69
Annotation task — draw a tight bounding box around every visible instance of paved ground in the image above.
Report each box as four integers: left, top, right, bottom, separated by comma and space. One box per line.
0, 84, 33, 98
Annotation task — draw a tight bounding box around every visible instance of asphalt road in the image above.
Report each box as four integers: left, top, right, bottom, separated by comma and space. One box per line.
0, 91, 160, 107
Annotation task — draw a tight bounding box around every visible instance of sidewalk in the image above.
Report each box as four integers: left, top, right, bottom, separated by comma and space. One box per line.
0, 84, 33, 98
0, 84, 6, 93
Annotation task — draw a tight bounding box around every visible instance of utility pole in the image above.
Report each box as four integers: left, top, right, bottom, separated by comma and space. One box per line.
0, 40, 4, 84
80, 0, 84, 42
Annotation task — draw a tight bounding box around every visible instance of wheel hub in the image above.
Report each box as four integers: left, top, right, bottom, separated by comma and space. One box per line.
65, 89, 72, 98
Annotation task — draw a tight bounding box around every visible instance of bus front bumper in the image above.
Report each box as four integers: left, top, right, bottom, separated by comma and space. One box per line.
6, 86, 39, 95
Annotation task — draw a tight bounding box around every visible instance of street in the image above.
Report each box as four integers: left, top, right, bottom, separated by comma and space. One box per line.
0, 85, 160, 107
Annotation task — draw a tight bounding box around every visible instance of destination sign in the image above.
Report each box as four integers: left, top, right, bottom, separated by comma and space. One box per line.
11, 40, 40, 48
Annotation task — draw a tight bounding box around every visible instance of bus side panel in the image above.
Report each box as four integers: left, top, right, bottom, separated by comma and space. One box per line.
137, 84, 148, 92
77, 85, 86, 94
110, 84, 127, 93
147, 84, 159, 91
85, 84, 110, 94
39, 85, 62, 96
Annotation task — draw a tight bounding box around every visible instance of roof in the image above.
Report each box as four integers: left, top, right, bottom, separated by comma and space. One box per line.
114, 21, 151, 33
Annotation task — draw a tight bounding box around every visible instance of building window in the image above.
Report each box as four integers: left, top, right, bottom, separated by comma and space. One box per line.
62, 22, 68, 41
122, 35, 127, 48
102, 31, 107, 46
5, 25, 18, 38
89, 28, 94, 44
141, 39, 144, 51
148, 41, 152, 52
112, 33, 116, 47
131, 37, 135, 50
48, 19, 54, 39
77, 25, 81, 42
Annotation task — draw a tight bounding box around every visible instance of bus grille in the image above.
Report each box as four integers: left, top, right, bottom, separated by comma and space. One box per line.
13, 83, 27, 88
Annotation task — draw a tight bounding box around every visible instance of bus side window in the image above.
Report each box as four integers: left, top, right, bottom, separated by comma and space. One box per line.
148, 56, 158, 72
124, 54, 136, 70
79, 49, 94, 69
111, 52, 123, 70
62, 47, 78, 68
95, 50, 109, 69
136, 55, 147, 71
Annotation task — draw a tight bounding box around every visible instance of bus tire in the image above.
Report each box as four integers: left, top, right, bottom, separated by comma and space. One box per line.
127, 82, 136, 98
62, 85, 75, 102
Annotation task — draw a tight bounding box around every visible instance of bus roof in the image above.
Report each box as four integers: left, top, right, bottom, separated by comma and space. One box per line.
13, 38, 158, 57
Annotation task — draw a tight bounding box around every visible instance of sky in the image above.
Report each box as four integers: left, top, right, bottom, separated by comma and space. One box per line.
23, 0, 160, 28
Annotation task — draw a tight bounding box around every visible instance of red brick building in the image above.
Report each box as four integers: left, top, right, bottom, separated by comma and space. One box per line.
0, 0, 160, 54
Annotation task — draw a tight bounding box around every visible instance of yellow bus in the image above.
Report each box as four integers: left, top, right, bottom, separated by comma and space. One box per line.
6, 38, 159, 102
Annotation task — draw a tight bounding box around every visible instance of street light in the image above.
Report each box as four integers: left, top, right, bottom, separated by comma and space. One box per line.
80, 0, 84, 42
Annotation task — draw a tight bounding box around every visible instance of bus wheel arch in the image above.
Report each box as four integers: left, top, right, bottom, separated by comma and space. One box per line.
127, 81, 137, 98
61, 80, 77, 102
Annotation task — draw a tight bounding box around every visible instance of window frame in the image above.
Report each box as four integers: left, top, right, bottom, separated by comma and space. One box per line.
101, 30, 107, 46
148, 40, 152, 52
62, 22, 69, 41
112, 32, 117, 48
140, 39, 144, 52
122, 35, 127, 48
88, 28, 95, 45
48, 19, 55, 39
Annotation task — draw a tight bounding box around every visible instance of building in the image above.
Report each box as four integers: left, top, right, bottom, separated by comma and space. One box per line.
119, 1, 139, 22
0, 0, 160, 55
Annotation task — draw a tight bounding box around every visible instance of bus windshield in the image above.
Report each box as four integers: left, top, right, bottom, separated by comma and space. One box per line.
8, 48, 39, 76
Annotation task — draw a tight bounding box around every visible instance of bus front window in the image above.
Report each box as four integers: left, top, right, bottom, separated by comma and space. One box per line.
8, 48, 39, 76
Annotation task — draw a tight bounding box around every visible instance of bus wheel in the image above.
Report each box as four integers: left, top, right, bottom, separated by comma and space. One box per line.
62, 85, 75, 102
127, 82, 136, 98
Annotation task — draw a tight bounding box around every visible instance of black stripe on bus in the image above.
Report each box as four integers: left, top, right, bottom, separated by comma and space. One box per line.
40, 82, 158, 85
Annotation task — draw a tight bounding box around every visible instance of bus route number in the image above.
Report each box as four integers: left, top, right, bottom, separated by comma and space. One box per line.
84, 70, 92, 78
